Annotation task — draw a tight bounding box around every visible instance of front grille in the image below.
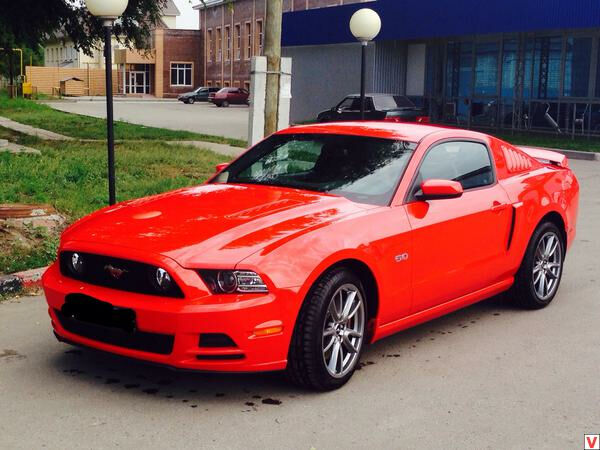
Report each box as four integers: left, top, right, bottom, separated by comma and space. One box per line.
59, 251, 184, 298
55, 294, 174, 355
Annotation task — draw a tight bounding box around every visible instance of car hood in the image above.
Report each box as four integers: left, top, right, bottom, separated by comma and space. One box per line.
61, 184, 372, 268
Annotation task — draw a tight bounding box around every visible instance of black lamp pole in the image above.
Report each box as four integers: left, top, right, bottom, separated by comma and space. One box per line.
103, 20, 116, 205
360, 41, 367, 120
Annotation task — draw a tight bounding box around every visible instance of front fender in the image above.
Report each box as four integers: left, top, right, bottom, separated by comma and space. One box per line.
237, 206, 413, 330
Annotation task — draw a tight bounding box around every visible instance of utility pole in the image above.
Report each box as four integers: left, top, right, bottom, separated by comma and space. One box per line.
263, 0, 282, 137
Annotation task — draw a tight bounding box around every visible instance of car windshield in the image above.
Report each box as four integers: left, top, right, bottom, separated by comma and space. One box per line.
213, 133, 416, 206
373, 95, 416, 110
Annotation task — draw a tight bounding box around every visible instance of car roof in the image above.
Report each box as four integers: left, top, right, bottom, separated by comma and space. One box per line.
277, 122, 464, 143
345, 93, 405, 98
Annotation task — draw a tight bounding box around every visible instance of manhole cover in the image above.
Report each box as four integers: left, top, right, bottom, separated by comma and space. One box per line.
0, 204, 57, 219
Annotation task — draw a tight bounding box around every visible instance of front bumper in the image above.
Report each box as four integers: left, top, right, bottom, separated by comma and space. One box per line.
42, 262, 297, 372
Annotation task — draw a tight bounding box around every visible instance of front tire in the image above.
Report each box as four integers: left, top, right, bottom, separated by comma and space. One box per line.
511, 222, 565, 309
188, 97, 195, 105
286, 268, 367, 391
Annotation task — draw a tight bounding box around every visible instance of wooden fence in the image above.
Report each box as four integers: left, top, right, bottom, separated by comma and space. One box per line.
25, 66, 118, 96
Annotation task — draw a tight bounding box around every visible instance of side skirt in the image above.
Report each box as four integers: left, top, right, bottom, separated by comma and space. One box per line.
371, 278, 514, 343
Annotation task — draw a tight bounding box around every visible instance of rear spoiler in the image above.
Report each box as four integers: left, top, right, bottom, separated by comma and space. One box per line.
518, 146, 569, 168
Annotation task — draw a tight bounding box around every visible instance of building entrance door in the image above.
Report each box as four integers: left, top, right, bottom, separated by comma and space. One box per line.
128, 71, 147, 94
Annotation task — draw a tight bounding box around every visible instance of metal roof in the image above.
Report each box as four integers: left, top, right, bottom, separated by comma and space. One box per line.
163, 0, 181, 16
193, 0, 228, 10
283, 0, 600, 47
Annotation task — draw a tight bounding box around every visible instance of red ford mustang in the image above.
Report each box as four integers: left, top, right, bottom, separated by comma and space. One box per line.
42, 122, 579, 390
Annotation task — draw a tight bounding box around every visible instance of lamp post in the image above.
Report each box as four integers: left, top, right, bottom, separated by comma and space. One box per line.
86, 0, 129, 206
349, 8, 381, 120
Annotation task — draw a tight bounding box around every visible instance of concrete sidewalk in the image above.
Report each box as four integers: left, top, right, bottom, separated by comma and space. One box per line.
0, 116, 244, 158
0, 116, 74, 141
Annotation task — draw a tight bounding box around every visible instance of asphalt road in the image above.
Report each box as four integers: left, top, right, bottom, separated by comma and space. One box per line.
44, 100, 250, 141
1, 159, 598, 449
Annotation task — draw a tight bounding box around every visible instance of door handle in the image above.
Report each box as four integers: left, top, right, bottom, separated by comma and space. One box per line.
491, 202, 510, 213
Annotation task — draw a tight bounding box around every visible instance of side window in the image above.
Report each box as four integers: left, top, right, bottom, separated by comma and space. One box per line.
337, 98, 354, 110
416, 141, 494, 193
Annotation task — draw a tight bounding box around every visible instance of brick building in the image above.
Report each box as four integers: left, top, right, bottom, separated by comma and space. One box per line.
116, 28, 202, 98
194, 0, 368, 89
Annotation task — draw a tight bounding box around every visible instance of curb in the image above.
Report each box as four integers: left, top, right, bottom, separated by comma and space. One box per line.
0, 266, 47, 296
548, 148, 599, 161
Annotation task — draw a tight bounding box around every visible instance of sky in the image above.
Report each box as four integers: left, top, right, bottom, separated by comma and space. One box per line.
173, 0, 200, 30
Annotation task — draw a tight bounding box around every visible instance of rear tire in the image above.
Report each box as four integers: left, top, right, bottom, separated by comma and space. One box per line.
222, 101, 230, 107
286, 268, 367, 391
511, 222, 565, 309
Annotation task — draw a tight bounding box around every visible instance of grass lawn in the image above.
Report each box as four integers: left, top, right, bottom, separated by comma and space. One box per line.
0, 133, 230, 274
0, 92, 247, 147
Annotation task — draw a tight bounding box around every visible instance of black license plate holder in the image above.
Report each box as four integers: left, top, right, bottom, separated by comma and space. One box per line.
61, 294, 136, 333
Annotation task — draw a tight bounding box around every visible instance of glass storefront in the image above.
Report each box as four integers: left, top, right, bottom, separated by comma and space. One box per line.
421, 30, 600, 135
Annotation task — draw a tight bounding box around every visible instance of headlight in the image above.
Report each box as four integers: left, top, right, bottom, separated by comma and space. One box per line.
199, 270, 268, 294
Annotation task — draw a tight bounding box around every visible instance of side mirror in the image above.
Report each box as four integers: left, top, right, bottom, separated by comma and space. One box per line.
419, 179, 463, 200
215, 163, 229, 173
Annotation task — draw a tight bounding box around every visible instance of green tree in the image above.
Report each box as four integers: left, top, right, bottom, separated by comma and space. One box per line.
0, 0, 167, 88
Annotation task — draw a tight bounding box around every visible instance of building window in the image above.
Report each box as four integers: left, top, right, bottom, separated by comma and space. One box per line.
234, 24, 241, 61
225, 25, 231, 61
474, 41, 498, 96
234, 80, 240, 87
224, 80, 230, 87
216, 27, 222, 62
245, 22, 252, 59
501, 39, 518, 99
170, 63, 193, 86
446, 41, 473, 99
207, 80, 212, 87
255, 19, 263, 56
207, 29, 213, 62
533, 36, 562, 99
564, 36, 592, 97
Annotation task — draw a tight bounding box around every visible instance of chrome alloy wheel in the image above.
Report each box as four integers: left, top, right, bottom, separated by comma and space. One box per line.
533, 231, 563, 301
322, 283, 365, 378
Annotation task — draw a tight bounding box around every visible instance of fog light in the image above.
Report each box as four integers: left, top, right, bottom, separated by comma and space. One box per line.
70, 252, 84, 274
155, 268, 172, 291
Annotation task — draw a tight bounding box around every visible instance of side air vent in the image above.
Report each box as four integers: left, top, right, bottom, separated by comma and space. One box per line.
503, 146, 533, 173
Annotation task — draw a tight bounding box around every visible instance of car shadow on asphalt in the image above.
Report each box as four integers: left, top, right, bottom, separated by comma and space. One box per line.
47, 293, 520, 409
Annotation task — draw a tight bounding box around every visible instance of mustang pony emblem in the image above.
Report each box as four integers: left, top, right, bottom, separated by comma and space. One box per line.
104, 264, 128, 280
